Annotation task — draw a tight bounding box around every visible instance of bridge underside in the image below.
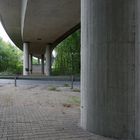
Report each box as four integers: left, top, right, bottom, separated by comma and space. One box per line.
1, 0, 140, 140
0, 0, 80, 57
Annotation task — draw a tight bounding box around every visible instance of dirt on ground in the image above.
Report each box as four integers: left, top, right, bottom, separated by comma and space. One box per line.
0, 83, 114, 140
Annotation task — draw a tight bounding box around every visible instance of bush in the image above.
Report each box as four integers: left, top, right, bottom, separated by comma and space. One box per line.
0, 38, 23, 75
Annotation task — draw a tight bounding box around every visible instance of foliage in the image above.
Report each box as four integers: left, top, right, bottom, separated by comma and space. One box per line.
52, 30, 80, 75
33, 57, 39, 65
48, 86, 60, 92
67, 96, 80, 106
63, 83, 70, 87
72, 88, 80, 92
0, 38, 23, 75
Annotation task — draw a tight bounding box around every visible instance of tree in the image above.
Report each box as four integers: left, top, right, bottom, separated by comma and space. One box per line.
0, 38, 23, 75
52, 30, 80, 75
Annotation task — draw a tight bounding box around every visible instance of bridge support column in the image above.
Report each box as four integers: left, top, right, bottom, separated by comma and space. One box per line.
38, 58, 40, 64
23, 42, 29, 76
41, 54, 45, 75
29, 54, 33, 74
81, 0, 140, 139
45, 45, 51, 76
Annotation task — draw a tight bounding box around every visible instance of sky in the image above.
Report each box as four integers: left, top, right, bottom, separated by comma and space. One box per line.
0, 22, 15, 46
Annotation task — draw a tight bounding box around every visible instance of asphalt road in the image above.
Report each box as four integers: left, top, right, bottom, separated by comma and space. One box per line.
0, 79, 80, 88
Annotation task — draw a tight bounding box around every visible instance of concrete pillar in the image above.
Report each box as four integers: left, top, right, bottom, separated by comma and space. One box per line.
41, 54, 45, 75
81, 0, 140, 139
38, 58, 40, 64
29, 54, 33, 74
23, 42, 29, 75
45, 45, 51, 76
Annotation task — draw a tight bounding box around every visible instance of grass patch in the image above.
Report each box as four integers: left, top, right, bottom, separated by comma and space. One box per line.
63, 103, 72, 108
48, 86, 60, 92
67, 96, 80, 106
63, 83, 70, 87
72, 88, 80, 92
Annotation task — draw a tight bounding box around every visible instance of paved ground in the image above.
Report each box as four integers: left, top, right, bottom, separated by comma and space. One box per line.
0, 82, 115, 140
0, 79, 80, 88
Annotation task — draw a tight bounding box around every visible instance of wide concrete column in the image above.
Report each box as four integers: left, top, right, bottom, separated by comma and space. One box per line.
29, 54, 33, 74
23, 42, 29, 75
81, 0, 140, 139
45, 45, 51, 76
41, 54, 45, 75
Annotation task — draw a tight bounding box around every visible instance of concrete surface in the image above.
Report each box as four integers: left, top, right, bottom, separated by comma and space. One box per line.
0, 0, 80, 57
81, 0, 138, 139
23, 42, 29, 75
41, 54, 45, 75
0, 0, 22, 47
45, 45, 51, 76
0, 76, 80, 81
0, 79, 80, 88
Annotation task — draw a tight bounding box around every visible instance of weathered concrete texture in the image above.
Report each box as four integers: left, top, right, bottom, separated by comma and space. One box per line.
81, 0, 139, 139
41, 54, 45, 75
29, 54, 33, 74
23, 42, 29, 76
45, 46, 51, 76
0, 0, 80, 55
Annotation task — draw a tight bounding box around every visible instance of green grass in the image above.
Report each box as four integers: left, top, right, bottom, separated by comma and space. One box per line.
63, 83, 70, 87
48, 86, 60, 91
72, 88, 80, 92
67, 96, 80, 106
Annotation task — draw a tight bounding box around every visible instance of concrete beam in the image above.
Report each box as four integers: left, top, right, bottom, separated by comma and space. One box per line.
0, 0, 80, 56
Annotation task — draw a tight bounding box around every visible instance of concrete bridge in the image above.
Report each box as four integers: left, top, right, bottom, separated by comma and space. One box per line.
0, 0, 140, 140
0, 0, 80, 75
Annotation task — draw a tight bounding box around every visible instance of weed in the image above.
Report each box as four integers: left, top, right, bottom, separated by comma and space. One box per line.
64, 83, 70, 87
67, 96, 80, 106
72, 88, 80, 92
63, 103, 71, 108
48, 86, 60, 92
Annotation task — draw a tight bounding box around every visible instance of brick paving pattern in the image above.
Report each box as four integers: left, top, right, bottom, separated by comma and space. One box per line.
0, 84, 115, 140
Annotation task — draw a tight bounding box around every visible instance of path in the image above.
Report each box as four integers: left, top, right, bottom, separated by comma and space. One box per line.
0, 83, 114, 140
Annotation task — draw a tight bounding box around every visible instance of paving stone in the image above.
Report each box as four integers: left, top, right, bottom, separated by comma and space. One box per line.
0, 84, 115, 140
